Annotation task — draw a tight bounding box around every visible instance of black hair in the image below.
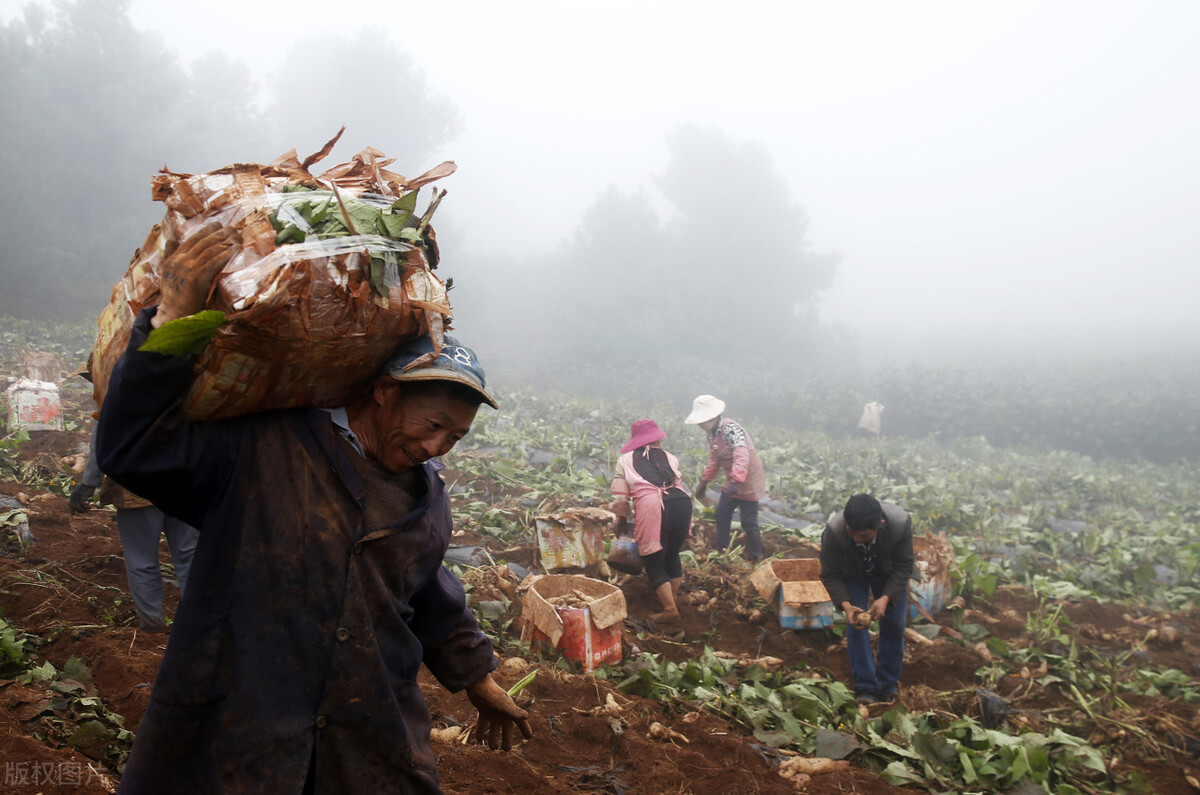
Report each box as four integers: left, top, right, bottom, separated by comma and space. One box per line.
843, 493, 882, 532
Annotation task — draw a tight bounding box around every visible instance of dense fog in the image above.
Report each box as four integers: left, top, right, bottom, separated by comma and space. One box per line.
2, 0, 1197, 459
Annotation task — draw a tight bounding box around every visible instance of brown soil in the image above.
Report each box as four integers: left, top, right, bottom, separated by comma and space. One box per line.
2, 431, 1199, 793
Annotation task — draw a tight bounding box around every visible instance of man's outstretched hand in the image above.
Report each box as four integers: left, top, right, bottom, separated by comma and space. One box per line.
153, 222, 239, 328
466, 673, 533, 751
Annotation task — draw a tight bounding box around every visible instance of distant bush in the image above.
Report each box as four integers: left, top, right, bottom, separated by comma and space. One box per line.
491, 348, 1200, 464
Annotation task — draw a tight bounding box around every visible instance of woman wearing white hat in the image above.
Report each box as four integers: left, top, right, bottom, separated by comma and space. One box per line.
685, 395, 766, 561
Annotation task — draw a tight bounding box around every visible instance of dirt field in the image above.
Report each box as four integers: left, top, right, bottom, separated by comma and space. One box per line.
1, 427, 1198, 793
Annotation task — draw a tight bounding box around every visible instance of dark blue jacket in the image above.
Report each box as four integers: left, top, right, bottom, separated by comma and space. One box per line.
98, 308, 495, 794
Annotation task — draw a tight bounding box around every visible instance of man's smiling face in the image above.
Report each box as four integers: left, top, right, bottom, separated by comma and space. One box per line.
371, 382, 478, 473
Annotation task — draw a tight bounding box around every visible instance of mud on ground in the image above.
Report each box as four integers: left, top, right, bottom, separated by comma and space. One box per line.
1, 432, 1199, 793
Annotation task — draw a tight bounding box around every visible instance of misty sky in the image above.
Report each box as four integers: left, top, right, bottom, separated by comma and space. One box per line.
5, 0, 1198, 338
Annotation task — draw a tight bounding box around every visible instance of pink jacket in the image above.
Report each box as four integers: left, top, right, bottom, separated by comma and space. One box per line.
610, 447, 685, 556
702, 419, 766, 501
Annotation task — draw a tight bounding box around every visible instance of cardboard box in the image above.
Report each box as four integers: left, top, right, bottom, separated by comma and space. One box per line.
520, 574, 626, 672
751, 558, 834, 629
6, 378, 63, 432
533, 507, 612, 572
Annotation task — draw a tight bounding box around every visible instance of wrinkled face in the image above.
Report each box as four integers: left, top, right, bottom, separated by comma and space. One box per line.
372, 382, 479, 473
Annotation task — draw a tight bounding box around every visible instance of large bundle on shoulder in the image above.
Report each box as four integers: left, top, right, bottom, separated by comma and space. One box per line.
90, 130, 455, 421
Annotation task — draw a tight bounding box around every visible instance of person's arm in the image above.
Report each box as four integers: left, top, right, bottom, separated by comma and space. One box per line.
409, 563, 532, 749
609, 457, 631, 517
881, 513, 915, 605
69, 423, 103, 513
81, 425, 104, 489
96, 223, 240, 526
410, 563, 497, 689
724, 421, 752, 486
819, 524, 854, 611
465, 673, 533, 751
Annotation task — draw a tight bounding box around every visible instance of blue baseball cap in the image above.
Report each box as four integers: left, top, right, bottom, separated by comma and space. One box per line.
384, 335, 498, 409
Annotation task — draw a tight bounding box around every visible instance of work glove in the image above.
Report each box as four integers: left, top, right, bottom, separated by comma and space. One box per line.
693, 481, 709, 502
69, 482, 96, 514
726, 480, 740, 497
466, 674, 534, 751
153, 222, 239, 327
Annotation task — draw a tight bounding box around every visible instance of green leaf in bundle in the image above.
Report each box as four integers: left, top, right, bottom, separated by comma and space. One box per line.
275, 224, 306, 245
380, 212, 409, 239
138, 311, 227, 356
398, 227, 422, 243
346, 201, 384, 236
310, 195, 334, 225
391, 190, 419, 217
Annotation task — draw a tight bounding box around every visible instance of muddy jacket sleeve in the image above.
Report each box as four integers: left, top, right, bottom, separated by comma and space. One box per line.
411, 564, 498, 692
94, 307, 239, 527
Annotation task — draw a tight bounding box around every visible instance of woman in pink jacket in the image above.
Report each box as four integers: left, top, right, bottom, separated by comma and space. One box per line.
686, 394, 766, 561
609, 419, 693, 623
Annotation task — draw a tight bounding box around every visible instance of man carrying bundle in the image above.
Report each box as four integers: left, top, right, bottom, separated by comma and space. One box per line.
97, 224, 530, 793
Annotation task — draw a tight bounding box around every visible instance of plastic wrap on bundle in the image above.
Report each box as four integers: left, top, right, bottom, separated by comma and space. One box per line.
90, 135, 455, 421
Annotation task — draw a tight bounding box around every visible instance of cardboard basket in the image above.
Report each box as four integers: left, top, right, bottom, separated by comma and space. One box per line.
533, 507, 612, 572
909, 534, 954, 621
6, 379, 63, 432
751, 558, 834, 629
520, 574, 626, 672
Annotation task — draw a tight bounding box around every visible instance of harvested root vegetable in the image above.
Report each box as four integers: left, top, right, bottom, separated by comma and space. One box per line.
742, 655, 785, 671
497, 656, 529, 678
852, 612, 872, 629
547, 590, 594, 608
1154, 625, 1181, 646
972, 642, 995, 661
904, 627, 934, 646
777, 757, 850, 776
781, 771, 811, 790
429, 726, 463, 743
648, 722, 689, 744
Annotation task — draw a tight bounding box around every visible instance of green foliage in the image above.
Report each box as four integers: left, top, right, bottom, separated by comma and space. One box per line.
0, 616, 33, 678
611, 647, 1108, 792
138, 311, 226, 356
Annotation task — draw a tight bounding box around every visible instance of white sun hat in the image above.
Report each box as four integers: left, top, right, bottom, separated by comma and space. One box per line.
684, 394, 726, 424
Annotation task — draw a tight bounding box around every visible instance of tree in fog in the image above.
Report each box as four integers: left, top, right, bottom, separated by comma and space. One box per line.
656, 124, 838, 361
0, 0, 264, 318
264, 27, 461, 169
551, 187, 667, 361
535, 125, 837, 370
